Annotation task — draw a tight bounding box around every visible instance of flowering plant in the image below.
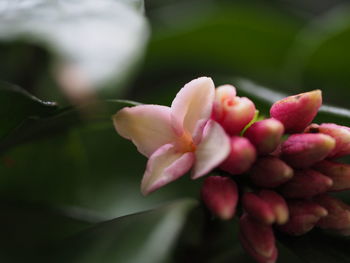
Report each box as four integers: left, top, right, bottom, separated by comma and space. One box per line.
114, 77, 350, 263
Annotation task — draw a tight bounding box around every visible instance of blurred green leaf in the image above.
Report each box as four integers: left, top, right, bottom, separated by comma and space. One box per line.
0, 100, 139, 154
50, 199, 197, 263
284, 4, 350, 107
0, 201, 95, 262
0, 82, 141, 152
0, 0, 149, 93
145, 3, 304, 86
0, 81, 57, 139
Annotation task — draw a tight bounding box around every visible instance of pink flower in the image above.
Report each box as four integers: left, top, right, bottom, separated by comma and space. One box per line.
113, 77, 230, 195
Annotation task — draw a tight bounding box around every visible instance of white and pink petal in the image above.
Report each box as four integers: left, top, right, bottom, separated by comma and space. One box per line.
192, 120, 231, 179
113, 105, 178, 157
141, 144, 195, 195
171, 77, 215, 136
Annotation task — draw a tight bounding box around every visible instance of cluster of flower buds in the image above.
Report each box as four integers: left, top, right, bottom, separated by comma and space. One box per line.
113, 77, 350, 263
201, 87, 350, 263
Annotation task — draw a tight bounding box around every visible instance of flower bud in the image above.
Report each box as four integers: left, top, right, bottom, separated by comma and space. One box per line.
281, 133, 335, 168
259, 190, 289, 225
239, 214, 277, 263
278, 200, 327, 236
279, 215, 320, 236
212, 85, 256, 135
220, 136, 257, 175
279, 169, 333, 198
244, 118, 284, 155
288, 200, 328, 217
242, 192, 276, 225
305, 123, 350, 159
249, 156, 294, 188
270, 90, 322, 133
314, 195, 350, 231
201, 176, 238, 220
313, 160, 350, 191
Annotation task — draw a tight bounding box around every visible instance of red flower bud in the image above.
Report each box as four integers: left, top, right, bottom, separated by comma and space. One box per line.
201, 176, 238, 220
313, 160, 350, 191
288, 200, 328, 217
244, 118, 284, 155
270, 90, 322, 133
259, 190, 289, 225
239, 214, 277, 263
305, 123, 350, 159
279, 169, 333, 198
314, 195, 350, 231
249, 156, 294, 188
212, 85, 256, 135
281, 133, 335, 168
279, 215, 320, 236
278, 200, 327, 236
242, 192, 276, 225
220, 136, 257, 175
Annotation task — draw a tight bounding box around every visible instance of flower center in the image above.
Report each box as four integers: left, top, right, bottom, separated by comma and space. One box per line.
177, 131, 196, 152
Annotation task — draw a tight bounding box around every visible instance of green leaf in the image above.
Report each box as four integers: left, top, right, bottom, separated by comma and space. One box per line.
283, 4, 350, 108
145, 2, 303, 86
0, 0, 149, 93
49, 199, 197, 263
0, 201, 95, 262
0, 81, 57, 139
0, 83, 141, 152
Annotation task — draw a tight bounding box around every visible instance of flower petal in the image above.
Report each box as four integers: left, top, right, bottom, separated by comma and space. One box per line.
192, 120, 231, 179
113, 105, 177, 157
171, 77, 215, 135
141, 144, 195, 195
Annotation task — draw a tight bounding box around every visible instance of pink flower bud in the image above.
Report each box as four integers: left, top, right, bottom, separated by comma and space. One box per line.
201, 176, 238, 220
220, 136, 257, 175
288, 200, 328, 218
242, 192, 276, 225
239, 214, 278, 263
305, 123, 350, 159
249, 156, 294, 188
278, 200, 327, 236
313, 160, 350, 191
279, 169, 333, 198
244, 118, 284, 155
212, 85, 256, 135
314, 195, 350, 231
281, 133, 335, 168
259, 190, 289, 225
270, 90, 322, 133
279, 215, 320, 236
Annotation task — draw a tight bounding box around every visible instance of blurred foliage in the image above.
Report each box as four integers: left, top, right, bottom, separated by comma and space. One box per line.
1, 0, 350, 262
